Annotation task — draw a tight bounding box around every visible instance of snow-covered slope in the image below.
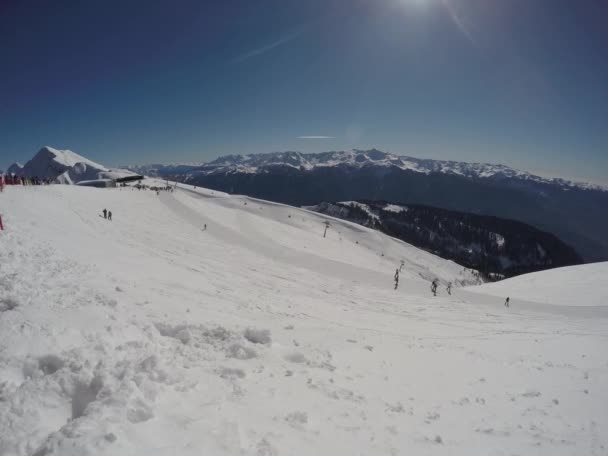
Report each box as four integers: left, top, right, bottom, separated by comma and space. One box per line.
467, 262, 608, 307
188, 149, 606, 192
15, 146, 137, 184
1, 183, 606, 456
307, 201, 583, 279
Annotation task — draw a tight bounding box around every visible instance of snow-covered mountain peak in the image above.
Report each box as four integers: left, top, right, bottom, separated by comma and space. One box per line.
10, 146, 141, 184
35, 146, 108, 171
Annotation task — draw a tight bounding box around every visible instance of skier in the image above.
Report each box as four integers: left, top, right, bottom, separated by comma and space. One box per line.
504, 297, 510, 308
446, 282, 452, 295
108, 211, 112, 221
102, 209, 107, 219
431, 279, 439, 296
394, 268, 399, 290
204, 223, 207, 231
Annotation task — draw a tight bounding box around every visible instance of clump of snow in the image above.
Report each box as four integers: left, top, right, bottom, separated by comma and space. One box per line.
126, 399, 155, 423
219, 367, 246, 379
285, 411, 308, 428
155, 322, 191, 343
227, 343, 257, 360
244, 328, 272, 345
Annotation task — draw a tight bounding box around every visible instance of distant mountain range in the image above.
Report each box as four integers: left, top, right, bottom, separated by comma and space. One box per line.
125, 162, 204, 178
127, 149, 606, 262
129, 149, 607, 192
307, 201, 583, 279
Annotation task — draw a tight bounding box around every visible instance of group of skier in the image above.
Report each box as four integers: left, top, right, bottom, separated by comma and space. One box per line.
102, 209, 113, 221
393, 263, 510, 307
0, 174, 51, 190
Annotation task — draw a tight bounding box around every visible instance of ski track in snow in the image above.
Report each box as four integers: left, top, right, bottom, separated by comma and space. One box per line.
0, 183, 607, 456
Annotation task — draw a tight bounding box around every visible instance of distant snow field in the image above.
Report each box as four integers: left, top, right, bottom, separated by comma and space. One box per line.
0, 182, 606, 456
468, 262, 608, 307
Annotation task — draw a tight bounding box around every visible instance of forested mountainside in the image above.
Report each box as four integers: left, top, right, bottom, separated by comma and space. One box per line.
308, 201, 583, 279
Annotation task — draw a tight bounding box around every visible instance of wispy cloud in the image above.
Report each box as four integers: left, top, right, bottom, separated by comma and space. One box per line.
232, 28, 305, 64
297, 136, 334, 139
442, 0, 477, 47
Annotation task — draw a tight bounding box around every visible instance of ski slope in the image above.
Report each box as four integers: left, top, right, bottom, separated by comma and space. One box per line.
466, 262, 608, 307
1, 183, 607, 456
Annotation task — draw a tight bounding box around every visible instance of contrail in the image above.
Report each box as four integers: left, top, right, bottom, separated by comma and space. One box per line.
297, 136, 334, 139
441, 0, 477, 47
232, 28, 305, 63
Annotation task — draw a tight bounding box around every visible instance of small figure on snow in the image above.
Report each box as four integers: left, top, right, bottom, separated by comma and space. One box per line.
394, 268, 400, 290
102, 209, 107, 219
446, 282, 452, 295
203, 224, 207, 231
108, 211, 112, 221
504, 297, 510, 308
431, 279, 439, 296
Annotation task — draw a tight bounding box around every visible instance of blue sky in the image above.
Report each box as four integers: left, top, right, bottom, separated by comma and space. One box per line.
1, 0, 607, 183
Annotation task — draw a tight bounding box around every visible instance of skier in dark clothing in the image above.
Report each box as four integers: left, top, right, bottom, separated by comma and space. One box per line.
108, 211, 112, 221
394, 268, 399, 290
103, 209, 107, 219
431, 279, 439, 296
504, 297, 510, 308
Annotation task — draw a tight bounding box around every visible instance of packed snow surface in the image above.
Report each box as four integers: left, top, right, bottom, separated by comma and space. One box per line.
468, 262, 608, 307
1, 183, 607, 456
